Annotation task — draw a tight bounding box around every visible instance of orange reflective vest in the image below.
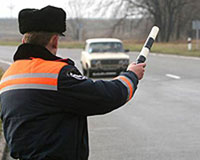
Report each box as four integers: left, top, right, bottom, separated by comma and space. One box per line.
0, 58, 67, 94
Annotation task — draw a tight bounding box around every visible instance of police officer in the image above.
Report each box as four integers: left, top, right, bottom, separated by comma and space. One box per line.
0, 5, 146, 160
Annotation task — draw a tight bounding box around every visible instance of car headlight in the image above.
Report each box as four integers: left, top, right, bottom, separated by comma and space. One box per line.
124, 59, 129, 65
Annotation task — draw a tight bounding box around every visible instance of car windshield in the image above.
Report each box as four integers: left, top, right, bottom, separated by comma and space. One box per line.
88, 42, 124, 53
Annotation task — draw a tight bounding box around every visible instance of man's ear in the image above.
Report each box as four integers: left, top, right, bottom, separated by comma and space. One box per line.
46, 35, 59, 55
51, 35, 59, 49
22, 35, 25, 43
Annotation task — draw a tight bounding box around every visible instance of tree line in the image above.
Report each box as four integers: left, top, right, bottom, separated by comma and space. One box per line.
106, 0, 200, 42
66, 0, 200, 42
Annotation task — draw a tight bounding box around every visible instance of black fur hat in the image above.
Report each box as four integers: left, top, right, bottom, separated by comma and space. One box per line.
18, 5, 66, 36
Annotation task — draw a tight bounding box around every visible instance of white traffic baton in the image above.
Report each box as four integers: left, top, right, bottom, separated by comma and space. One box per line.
136, 26, 160, 64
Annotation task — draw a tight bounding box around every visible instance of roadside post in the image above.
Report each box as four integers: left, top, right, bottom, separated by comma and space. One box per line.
192, 20, 200, 50
187, 37, 192, 51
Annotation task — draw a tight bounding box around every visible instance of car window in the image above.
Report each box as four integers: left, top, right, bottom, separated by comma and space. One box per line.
88, 42, 124, 53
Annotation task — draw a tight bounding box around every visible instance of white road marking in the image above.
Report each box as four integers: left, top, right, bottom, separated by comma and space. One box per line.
131, 52, 200, 61
0, 59, 12, 65
166, 74, 181, 79
150, 52, 200, 61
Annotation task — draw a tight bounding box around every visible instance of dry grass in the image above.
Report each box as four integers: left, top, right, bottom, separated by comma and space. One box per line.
124, 41, 200, 57
0, 40, 200, 57
0, 40, 21, 46
59, 41, 85, 49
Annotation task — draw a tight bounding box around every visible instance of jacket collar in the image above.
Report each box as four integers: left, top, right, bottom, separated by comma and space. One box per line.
13, 43, 75, 65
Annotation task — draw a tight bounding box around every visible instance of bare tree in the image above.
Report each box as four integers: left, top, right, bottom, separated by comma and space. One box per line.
94, 0, 142, 38
175, 0, 200, 40
66, 0, 97, 40
127, 0, 191, 41
65, 0, 200, 41
111, 0, 200, 42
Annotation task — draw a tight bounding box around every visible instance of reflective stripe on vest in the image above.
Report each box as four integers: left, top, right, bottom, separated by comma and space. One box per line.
0, 58, 67, 94
114, 75, 134, 101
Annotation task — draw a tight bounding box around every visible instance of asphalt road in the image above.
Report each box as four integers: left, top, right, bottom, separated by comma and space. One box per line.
0, 46, 200, 160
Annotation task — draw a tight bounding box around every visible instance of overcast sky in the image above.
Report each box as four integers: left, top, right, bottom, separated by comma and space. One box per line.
0, 0, 72, 18
0, 0, 121, 19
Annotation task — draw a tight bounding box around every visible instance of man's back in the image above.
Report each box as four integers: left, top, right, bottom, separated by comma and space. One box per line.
1, 58, 89, 160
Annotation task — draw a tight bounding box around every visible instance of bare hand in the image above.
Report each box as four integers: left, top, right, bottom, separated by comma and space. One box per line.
127, 62, 146, 80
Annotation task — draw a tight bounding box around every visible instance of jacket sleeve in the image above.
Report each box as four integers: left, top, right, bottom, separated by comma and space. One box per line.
57, 65, 139, 116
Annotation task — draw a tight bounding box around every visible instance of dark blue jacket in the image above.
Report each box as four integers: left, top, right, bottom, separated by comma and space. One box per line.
0, 44, 139, 160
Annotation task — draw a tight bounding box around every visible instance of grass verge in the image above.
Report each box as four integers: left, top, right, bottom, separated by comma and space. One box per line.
0, 40, 200, 57
59, 41, 85, 49
0, 41, 21, 46
124, 41, 200, 57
